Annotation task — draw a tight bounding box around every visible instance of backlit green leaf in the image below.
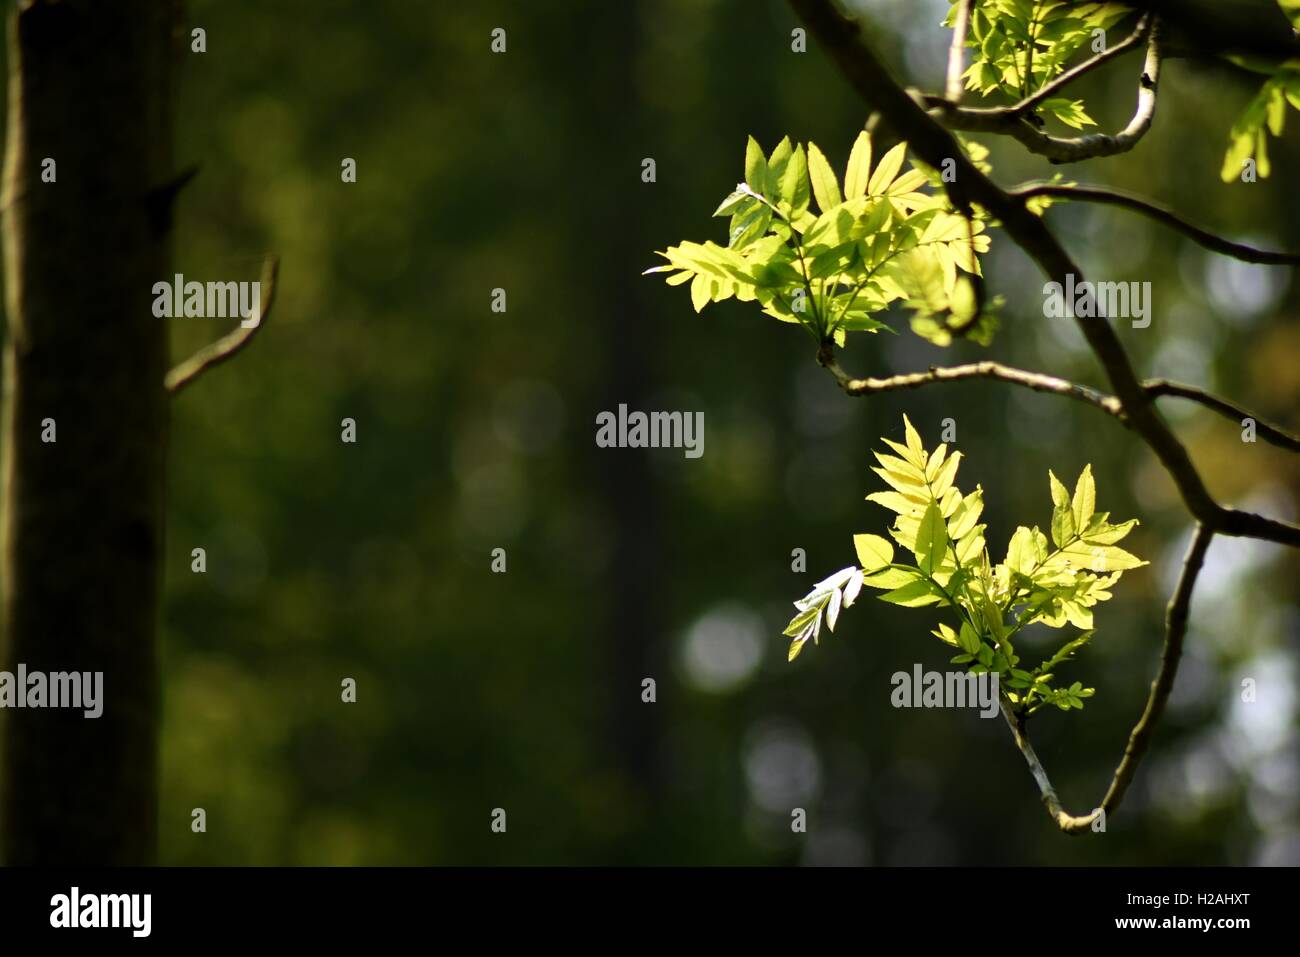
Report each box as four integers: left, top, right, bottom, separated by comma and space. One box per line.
844, 131, 873, 201
854, 533, 894, 571
807, 141, 843, 214
914, 501, 949, 575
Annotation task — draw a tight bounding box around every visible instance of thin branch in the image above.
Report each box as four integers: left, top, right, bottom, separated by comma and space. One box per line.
945, 0, 975, 103
823, 357, 1300, 474
930, 25, 1163, 163
999, 697, 1097, 833
1000, 523, 1214, 833
165, 256, 280, 395
1145, 379, 1300, 452
1013, 183, 1300, 266
1097, 523, 1214, 822
816, 346, 1123, 419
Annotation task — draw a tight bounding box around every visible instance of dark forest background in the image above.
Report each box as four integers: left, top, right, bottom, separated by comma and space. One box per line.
6, 0, 1298, 865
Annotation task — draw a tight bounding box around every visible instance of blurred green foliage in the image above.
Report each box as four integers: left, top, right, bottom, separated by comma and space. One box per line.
5, 0, 1296, 865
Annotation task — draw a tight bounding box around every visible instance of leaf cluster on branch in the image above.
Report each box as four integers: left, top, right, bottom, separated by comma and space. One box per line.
784, 416, 1145, 723
646, 133, 997, 347
646, 0, 1300, 833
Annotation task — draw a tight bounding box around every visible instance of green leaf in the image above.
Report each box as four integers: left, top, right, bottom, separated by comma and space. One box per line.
867, 490, 925, 515
783, 604, 821, 638
728, 204, 772, 250
807, 141, 843, 214
803, 197, 875, 250
860, 566, 920, 590
1059, 541, 1146, 572
712, 190, 751, 217
902, 414, 927, 467
933, 622, 961, 647
930, 450, 963, 499
885, 168, 930, 198
844, 130, 873, 200
913, 501, 949, 576
689, 273, 713, 313
1037, 97, 1095, 130
1048, 469, 1070, 509
808, 241, 859, 280
867, 142, 907, 196
878, 577, 943, 607
744, 136, 767, 194
948, 487, 984, 539
782, 144, 810, 216
1072, 464, 1095, 531
980, 595, 1006, 646
1005, 525, 1037, 576
1049, 470, 1076, 547
1083, 518, 1137, 545
957, 621, 982, 655
854, 533, 894, 571
954, 524, 985, 566
872, 456, 929, 498
766, 137, 794, 203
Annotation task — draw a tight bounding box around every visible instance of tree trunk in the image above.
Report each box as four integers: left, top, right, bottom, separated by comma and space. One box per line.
0, 0, 176, 865
586, 0, 668, 847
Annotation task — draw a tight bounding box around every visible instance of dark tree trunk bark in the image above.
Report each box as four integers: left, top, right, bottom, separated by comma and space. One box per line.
586, 0, 668, 843
0, 0, 176, 865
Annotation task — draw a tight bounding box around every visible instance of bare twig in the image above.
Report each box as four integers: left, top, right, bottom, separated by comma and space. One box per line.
165, 256, 280, 395
816, 347, 1123, 419
999, 697, 1098, 833
819, 348, 1300, 466
1145, 379, 1300, 453
1096, 523, 1214, 821
946, 0, 975, 103
1012, 183, 1300, 266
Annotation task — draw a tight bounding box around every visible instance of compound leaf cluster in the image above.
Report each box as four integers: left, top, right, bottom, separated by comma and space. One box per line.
944, 1, 1133, 126
785, 416, 1147, 716
645, 133, 996, 348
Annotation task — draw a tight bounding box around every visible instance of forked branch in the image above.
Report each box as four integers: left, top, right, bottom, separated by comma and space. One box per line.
820, 349, 1300, 456
787, 0, 1300, 832
933, 12, 1152, 121
930, 22, 1163, 163
1001, 523, 1212, 833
